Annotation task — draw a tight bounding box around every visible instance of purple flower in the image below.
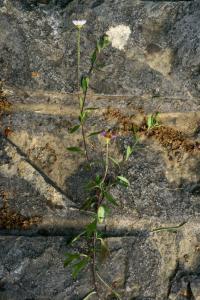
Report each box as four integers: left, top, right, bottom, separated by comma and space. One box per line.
101, 130, 117, 142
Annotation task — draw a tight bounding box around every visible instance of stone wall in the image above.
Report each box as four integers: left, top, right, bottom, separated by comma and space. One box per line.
0, 0, 200, 299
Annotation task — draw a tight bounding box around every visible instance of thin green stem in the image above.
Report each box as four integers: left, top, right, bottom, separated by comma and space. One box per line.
77, 28, 81, 92
79, 46, 102, 161
81, 122, 89, 162
91, 232, 101, 299
81, 47, 98, 115
102, 141, 109, 184
90, 143, 109, 299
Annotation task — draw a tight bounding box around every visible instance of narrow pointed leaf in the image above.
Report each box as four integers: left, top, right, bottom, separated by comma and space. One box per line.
147, 115, 153, 129
67, 147, 83, 153
152, 221, 187, 233
85, 107, 98, 111
81, 76, 89, 93
86, 220, 97, 236
91, 50, 97, 65
79, 111, 88, 123
69, 124, 80, 133
117, 176, 130, 186
88, 130, 102, 137
109, 156, 120, 168
70, 231, 86, 244
83, 291, 97, 300
81, 197, 96, 210
126, 145, 133, 161
104, 191, 118, 206
72, 258, 89, 279
64, 253, 80, 267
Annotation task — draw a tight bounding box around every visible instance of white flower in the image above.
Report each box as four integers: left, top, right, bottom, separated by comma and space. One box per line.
106, 25, 131, 51
72, 20, 87, 29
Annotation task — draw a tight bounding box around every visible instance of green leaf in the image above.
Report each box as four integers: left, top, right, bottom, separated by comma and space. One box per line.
91, 50, 97, 65
117, 176, 130, 187
64, 253, 80, 267
99, 34, 110, 50
81, 197, 96, 210
147, 112, 160, 130
102, 34, 110, 48
125, 145, 133, 161
98, 238, 110, 261
147, 115, 153, 129
86, 220, 97, 237
70, 231, 86, 244
104, 191, 118, 206
97, 206, 105, 224
67, 147, 83, 153
83, 291, 97, 300
72, 257, 89, 279
85, 107, 98, 111
95, 175, 101, 184
79, 111, 88, 123
85, 180, 99, 191
69, 124, 80, 133
109, 156, 120, 168
88, 130, 102, 137
152, 221, 187, 233
81, 76, 89, 93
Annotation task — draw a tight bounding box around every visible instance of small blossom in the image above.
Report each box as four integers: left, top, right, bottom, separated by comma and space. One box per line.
106, 25, 131, 50
72, 20, 86, 29
101, 130, 117, 143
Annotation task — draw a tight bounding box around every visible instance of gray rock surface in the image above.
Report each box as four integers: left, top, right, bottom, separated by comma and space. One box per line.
0, 0, 200, 99
0, 0, 200, 300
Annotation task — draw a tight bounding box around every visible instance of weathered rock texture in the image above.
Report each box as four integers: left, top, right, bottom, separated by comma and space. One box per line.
0, 0, 200, 299
0, 0, 200, 98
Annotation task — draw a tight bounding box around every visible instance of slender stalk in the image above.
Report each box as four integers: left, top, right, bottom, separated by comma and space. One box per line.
80, 56, 96, 115
76, 27, 90, 161
79, 48, 98, 160
90, 141, 109, 299
77, 28, 81, 92
101, 141, 109, 184
78, 39, 98, 161
81, 122, 89, 161
91, 232, 101, 300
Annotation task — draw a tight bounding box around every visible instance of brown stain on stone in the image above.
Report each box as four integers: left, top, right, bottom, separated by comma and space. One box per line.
147, 126, 199, 155
104, 107, 200, 158
0, 80, 13, 137
0, 189, 41, 230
